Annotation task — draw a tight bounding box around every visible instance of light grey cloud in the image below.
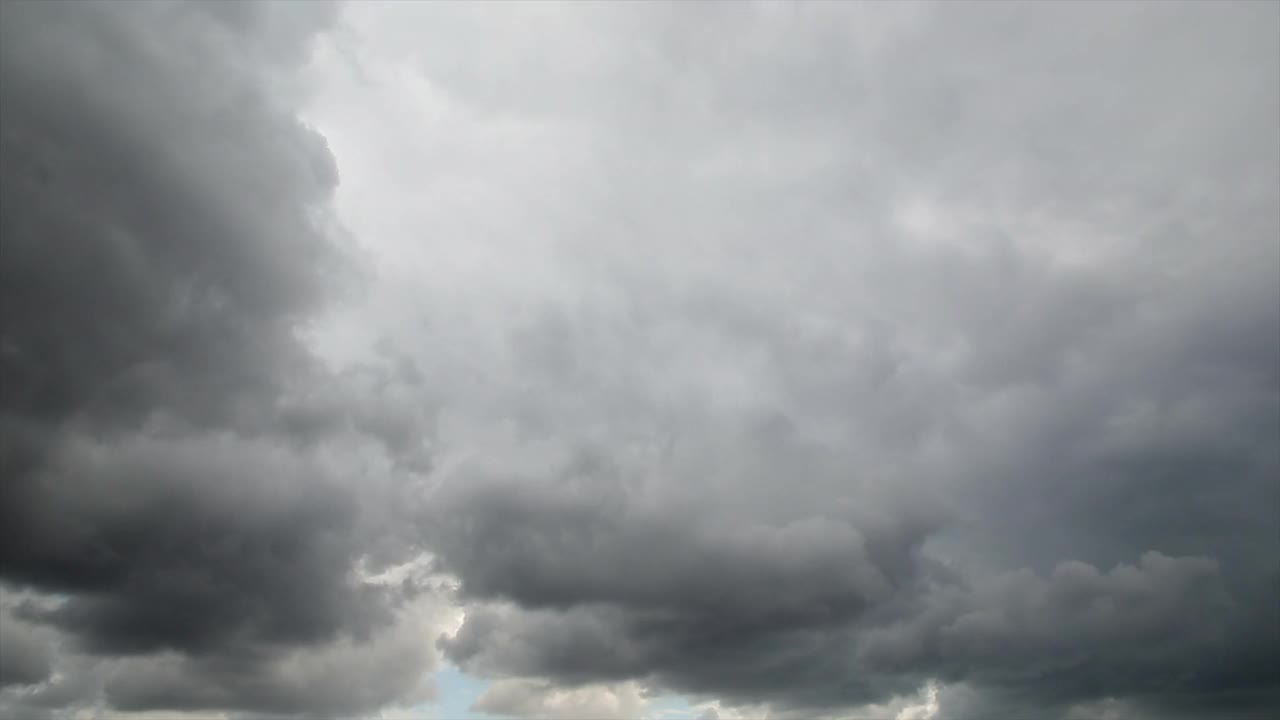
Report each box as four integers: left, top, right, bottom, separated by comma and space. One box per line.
306, 1, 1278, 717
472, 678, 648, 720
0, 603, 54, 689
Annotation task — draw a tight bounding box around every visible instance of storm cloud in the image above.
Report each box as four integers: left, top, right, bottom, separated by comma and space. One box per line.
2, 1, 1278, 719
1, 1, 445, 717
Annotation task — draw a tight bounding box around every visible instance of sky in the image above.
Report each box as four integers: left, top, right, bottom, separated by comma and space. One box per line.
0, 1, 1277, 719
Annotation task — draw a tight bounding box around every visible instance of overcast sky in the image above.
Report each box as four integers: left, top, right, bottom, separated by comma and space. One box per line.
0, 1, 1277, 719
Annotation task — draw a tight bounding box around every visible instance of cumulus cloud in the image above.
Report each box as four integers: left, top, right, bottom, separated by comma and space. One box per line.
3, 1, 1277, 719
0, 1, 445, 717
100, 588, 452, 717
309, 1, 1277, 717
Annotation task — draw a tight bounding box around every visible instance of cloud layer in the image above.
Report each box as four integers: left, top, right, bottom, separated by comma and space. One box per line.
2, 2, 1277, 719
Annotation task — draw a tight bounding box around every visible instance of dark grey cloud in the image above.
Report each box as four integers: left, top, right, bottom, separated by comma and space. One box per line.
0, 1, 442, 717
0, 0, 342, 428
857, 553, 1246, 711
97, 592, 449, 719
7, 434, 381, 655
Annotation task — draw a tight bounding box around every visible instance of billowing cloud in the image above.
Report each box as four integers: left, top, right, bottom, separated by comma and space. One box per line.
0, 1, 445, 717
3, 1, 1277, 719
309, 1, 1276, 717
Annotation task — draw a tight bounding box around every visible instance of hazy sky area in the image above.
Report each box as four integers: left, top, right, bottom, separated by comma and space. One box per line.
1, 1, 1277, 719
